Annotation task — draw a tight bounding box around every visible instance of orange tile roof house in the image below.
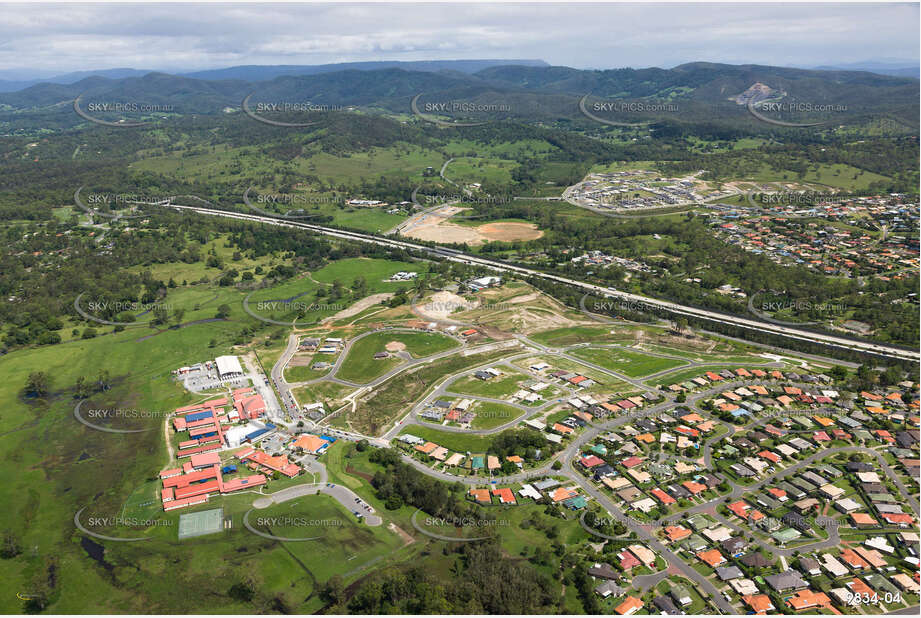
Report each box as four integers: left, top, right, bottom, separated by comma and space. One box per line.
682, 480, 707, 495
613, 596, 643, 616
551, 487, 579, 503
850, 513, 878, 527
786, 589, 831, 611
743, 594, 775, 614
840, 548, 869, 570
415, 441, 438, 454
664, 525, 691, 542
468, 488, 491, 504
697, 548, 727, 567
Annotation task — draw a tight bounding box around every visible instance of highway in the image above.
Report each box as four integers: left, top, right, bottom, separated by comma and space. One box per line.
155, 202, 918, 363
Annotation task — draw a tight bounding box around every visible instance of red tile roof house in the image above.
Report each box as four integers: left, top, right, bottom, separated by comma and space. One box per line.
617, 549, 641, 570
491, 487, 516, 505
651, 488, 676, 505
621, 456, 644, 468
579, 455, 605, 469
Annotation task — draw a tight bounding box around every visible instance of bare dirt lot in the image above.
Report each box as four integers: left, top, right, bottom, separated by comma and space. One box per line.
385, 341, 407, 352
403, 214, 543, 245
477, 221, 543, 242
404, 220, 483, 244
417, 290, 476, 320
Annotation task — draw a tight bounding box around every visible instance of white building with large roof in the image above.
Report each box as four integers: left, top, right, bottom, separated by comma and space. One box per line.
215, 355, 244, 380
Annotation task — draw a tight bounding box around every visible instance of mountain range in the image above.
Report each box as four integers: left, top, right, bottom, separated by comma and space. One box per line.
0, 60, 916, 132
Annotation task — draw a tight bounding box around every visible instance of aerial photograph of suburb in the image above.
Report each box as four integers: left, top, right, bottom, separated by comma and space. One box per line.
0, 1, 918, 616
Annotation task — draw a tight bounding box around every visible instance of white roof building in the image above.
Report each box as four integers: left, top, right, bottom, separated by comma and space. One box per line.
215, 355, 244, 379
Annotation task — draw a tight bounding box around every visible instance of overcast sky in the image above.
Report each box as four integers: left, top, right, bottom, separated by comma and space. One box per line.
0, 2, 917, 77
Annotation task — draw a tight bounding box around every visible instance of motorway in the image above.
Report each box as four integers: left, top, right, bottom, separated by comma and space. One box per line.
155, 201, 918, 363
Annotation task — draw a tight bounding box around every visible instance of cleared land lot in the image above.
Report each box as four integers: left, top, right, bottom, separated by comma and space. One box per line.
447, 369, 528, 399
568, 346, 686, 378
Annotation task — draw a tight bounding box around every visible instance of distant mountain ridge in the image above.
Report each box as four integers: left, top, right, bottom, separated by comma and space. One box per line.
0, 59, 549, 92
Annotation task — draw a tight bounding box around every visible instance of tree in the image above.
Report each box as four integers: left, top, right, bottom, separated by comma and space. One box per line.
216, 304, 231, 319
24, 372, 49, 397
81, 327, 97, 339
829, 365, 847, 381
0, 530, 22, 559
73, 376, 90, 399
321, 575, 344, 604
551, 460, 562, 471
96, 369, 111, 391
228, 581, 255, 603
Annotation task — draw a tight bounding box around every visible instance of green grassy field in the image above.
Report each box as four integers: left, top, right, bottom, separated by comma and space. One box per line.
469, 402, 528, 429
399, 426, 498, 454
527, 325, 638, 347
336, 330, 458, 383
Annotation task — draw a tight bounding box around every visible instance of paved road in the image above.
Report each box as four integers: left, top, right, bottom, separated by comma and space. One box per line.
270, 332, 302, 422
252, 480, 382, 526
